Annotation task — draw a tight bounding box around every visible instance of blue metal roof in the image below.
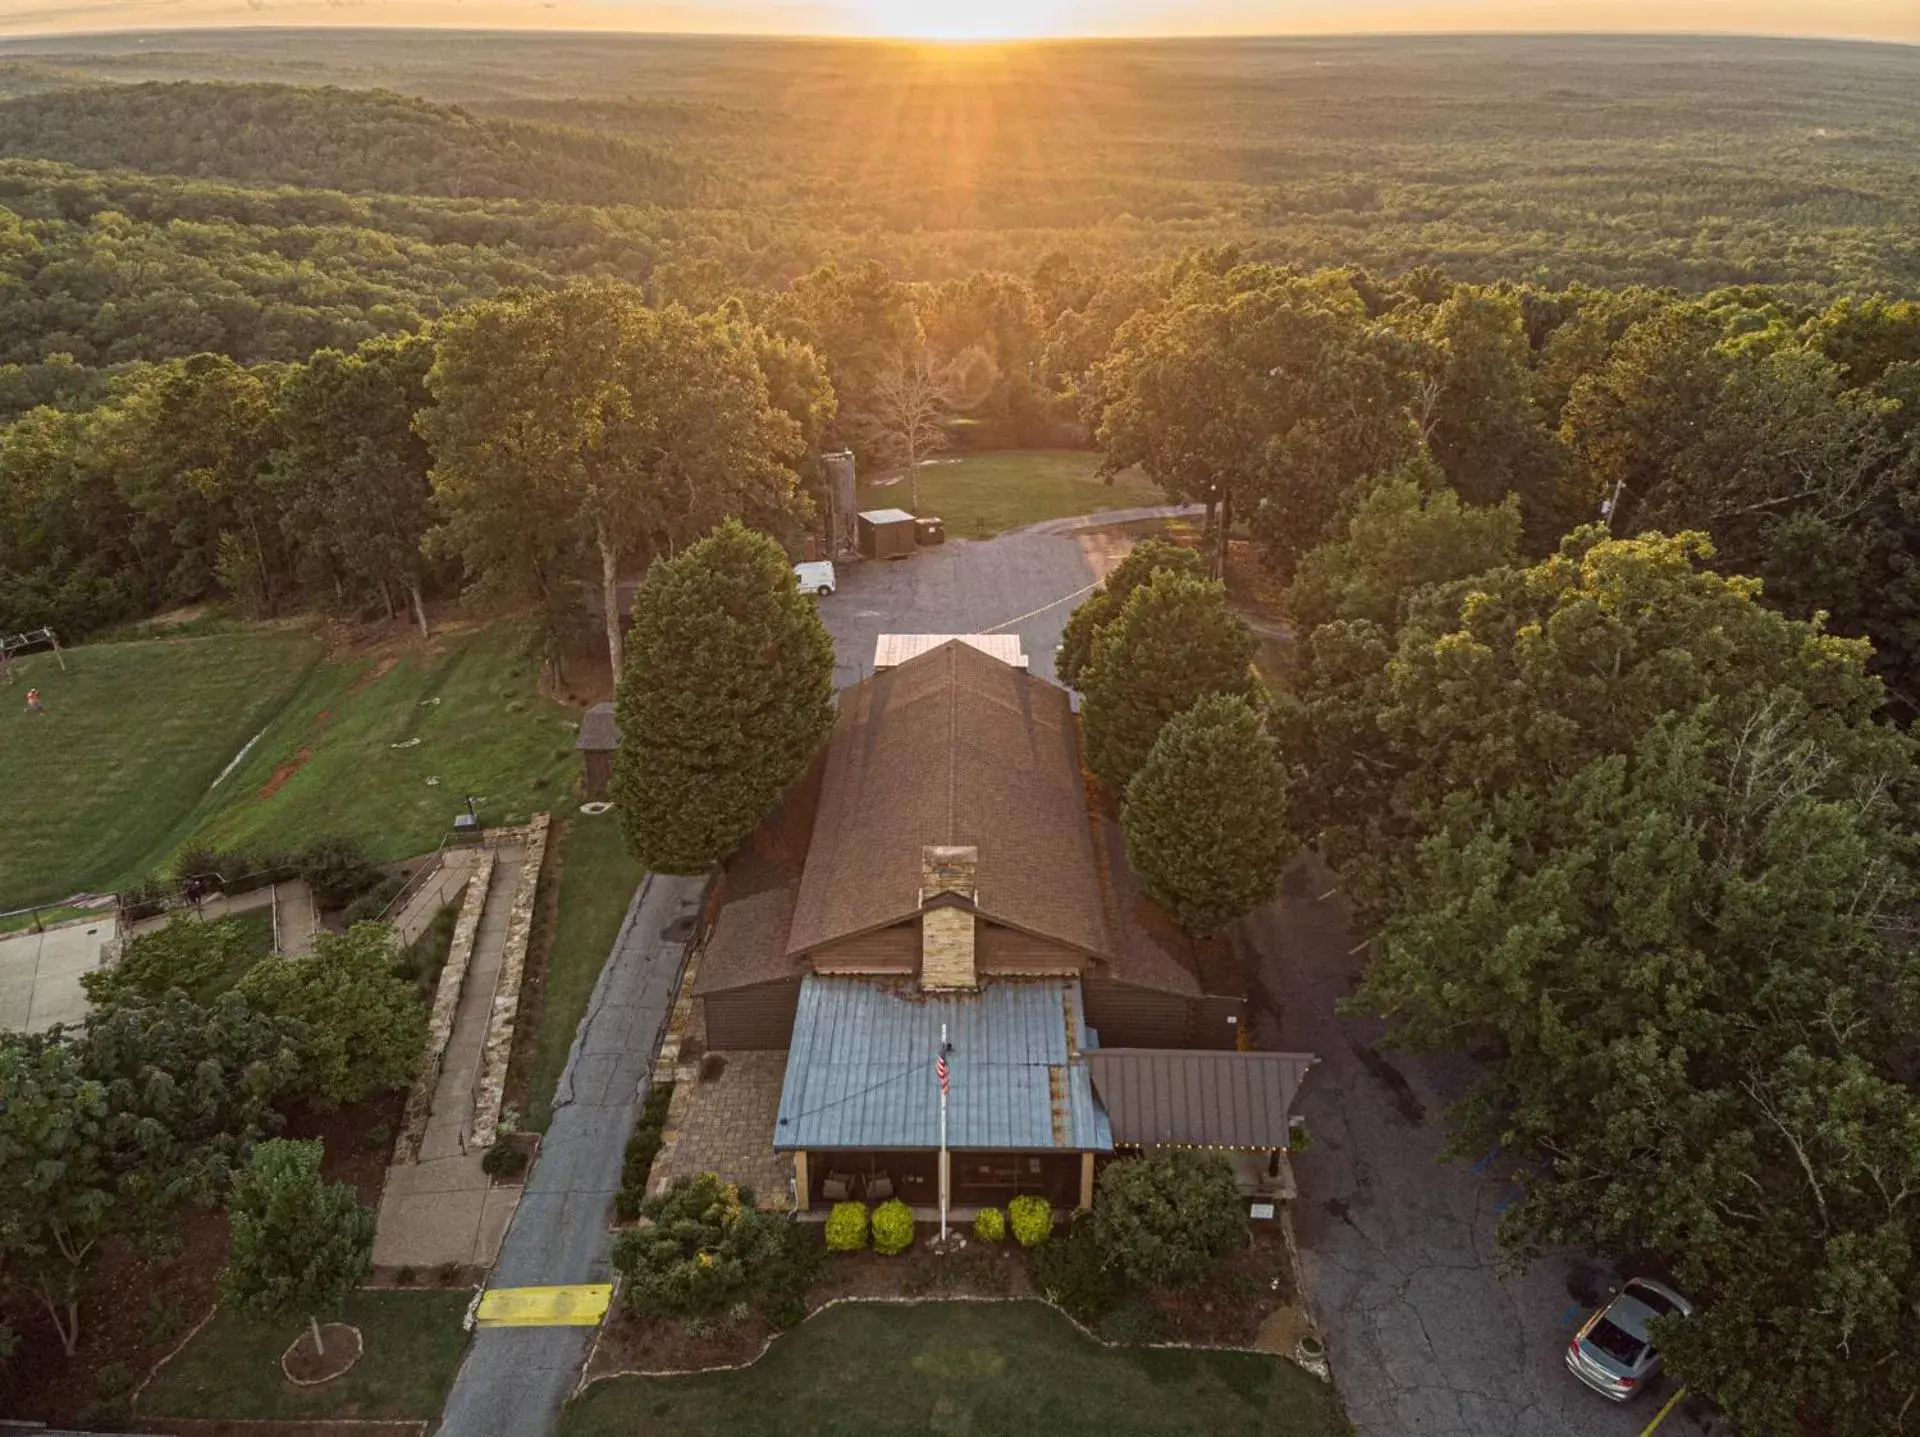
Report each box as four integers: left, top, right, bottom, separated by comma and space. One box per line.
773, 977, 1113, 1153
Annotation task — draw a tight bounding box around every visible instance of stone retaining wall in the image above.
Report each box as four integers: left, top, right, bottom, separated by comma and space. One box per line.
469, 812, 550, 1148
393, 854, 492, 1164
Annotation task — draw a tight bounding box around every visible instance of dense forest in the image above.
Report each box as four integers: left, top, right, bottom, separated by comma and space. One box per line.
3, 34, 1920, 1432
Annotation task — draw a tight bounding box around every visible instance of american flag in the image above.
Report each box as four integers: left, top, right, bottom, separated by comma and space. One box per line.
936, 1050, 949, 1097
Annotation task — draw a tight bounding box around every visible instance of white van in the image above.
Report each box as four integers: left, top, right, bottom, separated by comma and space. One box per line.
794, 560, 837, 597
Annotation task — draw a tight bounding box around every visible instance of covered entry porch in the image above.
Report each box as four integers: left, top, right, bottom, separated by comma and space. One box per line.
792, 1148, 1090, 1212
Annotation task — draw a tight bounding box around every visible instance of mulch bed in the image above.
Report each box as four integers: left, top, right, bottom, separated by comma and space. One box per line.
1146, 1223, 1298, 1346
587, 1222, 1302, 1382
281, 1323, 362, 1384
0, 1090, 406, 1426
144, 1422, 425, 1436
587, 1239, 1036, 1380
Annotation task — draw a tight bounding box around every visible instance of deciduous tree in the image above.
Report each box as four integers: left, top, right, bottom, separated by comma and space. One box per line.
237, 923, 424, 1111
1079, 570, 1256, 791
1056, 538, 1204, 690
221, 1138, 374, 1361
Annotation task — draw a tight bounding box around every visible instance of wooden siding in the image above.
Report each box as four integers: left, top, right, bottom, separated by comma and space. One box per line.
808, 923, 918, 973
1083, 979, 1244, 1052
976, 922, 1084, 976
581, 750, 613, 800
700, 980, 801, 1051
1083, 975, 1190, 1049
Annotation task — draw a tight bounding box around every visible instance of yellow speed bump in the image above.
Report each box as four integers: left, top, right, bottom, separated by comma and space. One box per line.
475, 1283, 613, 1328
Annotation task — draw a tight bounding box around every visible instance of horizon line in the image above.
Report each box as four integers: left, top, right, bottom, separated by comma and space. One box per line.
0, 24, 1915, 48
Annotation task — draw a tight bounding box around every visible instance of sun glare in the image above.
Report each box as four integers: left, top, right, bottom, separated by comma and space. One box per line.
854, 0, 1070, 40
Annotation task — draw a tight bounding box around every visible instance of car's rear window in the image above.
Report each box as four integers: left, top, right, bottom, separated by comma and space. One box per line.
1630, 1285, 1681, 1319
1588, 1317, 1646, 1365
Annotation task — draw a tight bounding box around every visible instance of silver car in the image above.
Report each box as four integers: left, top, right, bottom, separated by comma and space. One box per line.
1565, 1277, 1693, 1401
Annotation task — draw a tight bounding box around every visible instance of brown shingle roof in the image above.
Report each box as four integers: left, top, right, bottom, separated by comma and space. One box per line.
785, 641, 1111, 961
694, 885, 800, 995
576, 702, 619, 752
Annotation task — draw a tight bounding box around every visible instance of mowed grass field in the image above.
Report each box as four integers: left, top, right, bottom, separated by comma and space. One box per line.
560, 1301, 1343, 1437
0, 631, 320, 907
857, 450, 1164, 539
0, 622, 582, 908
139, 1289, 471, 1422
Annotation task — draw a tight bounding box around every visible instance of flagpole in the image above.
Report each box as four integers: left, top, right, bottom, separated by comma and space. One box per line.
938, 1022, 950, 1246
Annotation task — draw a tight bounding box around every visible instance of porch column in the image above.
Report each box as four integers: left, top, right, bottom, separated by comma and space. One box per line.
1078, 1152, 1094, 1211
793, 1151, 810, 1213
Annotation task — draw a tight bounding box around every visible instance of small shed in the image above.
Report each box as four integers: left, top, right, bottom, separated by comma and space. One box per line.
576, 702, 620, 799
858, 508, 918, 560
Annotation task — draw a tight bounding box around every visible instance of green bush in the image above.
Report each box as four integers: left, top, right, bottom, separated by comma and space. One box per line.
972, 1207, 1006, 1243
1030, 1213, 1129, 1324
1093, 1149, 1246, 1289
1097, 1294, 1167, 1345
613, 1172, 807, 1323
1008, 1194, 1054, 1247
481, 1142, 528, 1178
871, 1198, 915, 1256
82, 913, 258, 1007
296, 836, 383, 909
824, 1201, 869, 1252
614, 1082, 674, 1222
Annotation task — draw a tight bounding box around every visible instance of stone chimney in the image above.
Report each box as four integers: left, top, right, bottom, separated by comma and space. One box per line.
919, 845, 979, 990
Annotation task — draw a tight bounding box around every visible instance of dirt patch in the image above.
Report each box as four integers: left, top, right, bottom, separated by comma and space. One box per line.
283, 1090, 408, 1208
1252, 1302, 1317, 1357
281, 1324, 362, 1385
345, 655, 400, 695
258, 746, 313, 800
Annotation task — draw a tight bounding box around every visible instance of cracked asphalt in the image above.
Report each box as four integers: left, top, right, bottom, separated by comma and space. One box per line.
1246, 856, 1717, 1437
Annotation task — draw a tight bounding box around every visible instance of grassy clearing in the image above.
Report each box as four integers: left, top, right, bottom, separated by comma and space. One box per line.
559, 1300, 1341, 1437
0, 632, 321, 908
523, 812, 644, 1132
185, 621, 579, 864
0, 621, 583, 911
857, 451, 1164, 539
138, 1289, 471, 1422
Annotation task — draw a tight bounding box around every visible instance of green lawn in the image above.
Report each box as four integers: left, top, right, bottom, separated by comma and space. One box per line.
559, 1301, 1342, 1437
857, 450, 1165, 539
0, 621, 583, 910
138, 1289, 471, 1422
0, 631, 321, 908
524, 810, 644, 1131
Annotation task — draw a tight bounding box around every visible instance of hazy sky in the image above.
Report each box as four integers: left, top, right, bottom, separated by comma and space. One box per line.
1, 0, 1916, 42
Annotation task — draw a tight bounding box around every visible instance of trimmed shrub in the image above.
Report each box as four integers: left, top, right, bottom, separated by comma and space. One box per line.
613, 1082, 674, 1222
1008, 1194, 1054, 1247
1097, 1294, 1167, 1345
610, 1172, 809, 1326
972, 1207, 1006, 1244
824, 1200, 869, 1252
871, 1199, 915, 1256
1093, 1149, 1246, 1289
1030, 1213, 1128, 1324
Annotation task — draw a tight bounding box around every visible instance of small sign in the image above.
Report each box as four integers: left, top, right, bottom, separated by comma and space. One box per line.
1249, 1202, 1277, 1221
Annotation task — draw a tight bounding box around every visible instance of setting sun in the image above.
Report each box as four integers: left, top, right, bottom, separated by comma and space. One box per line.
851, 0, 1074, 39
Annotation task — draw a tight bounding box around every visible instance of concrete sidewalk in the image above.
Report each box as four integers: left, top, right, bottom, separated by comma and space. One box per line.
437, 872, 704, 1437
373, 842, 526, 1273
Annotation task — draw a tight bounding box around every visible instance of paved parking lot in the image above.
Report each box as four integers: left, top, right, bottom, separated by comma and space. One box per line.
819, 506, 1193, 688
1247, 859, 1716, 1437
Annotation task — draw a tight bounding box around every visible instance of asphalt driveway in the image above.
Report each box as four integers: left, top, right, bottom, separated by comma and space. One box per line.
1245, 857, 1718, 1437
818, 505, 1197, 687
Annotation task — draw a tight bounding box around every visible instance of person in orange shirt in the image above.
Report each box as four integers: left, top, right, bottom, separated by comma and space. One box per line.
25, 687, 44, 714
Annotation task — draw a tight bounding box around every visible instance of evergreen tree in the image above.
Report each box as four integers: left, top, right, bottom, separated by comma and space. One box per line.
611, 519, 835, 874
1123, 693, 1293, 935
